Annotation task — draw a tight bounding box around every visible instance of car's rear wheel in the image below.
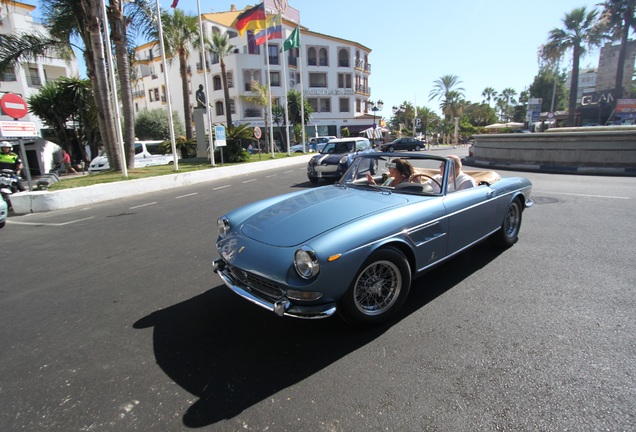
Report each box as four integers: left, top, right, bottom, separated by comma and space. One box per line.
388, 146, 395, 152
338, 247, 411, 325
414, 145, 421, 151
490, 198, 522, 248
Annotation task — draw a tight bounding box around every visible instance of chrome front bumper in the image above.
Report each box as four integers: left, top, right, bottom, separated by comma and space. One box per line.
213, 258, 336, 319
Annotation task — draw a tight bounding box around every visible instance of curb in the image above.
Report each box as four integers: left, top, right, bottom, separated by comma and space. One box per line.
12, 154, 313, 214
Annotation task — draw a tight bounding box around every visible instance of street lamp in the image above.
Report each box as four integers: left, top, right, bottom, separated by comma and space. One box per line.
369, 100, 383, 130
368, 100, 383, 144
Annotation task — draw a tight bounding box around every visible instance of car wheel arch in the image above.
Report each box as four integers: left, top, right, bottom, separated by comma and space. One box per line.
367, 239, 416, 277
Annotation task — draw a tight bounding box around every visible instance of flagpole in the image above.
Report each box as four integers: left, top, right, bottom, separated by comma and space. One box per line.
265, 31, 274, 158
297, 28, 306, 153
279, 13, 291, 156
196, 0, 215, 167
155, 0, 178, 170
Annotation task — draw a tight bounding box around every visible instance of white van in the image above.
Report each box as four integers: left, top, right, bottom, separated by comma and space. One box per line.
88, 140, 175, 173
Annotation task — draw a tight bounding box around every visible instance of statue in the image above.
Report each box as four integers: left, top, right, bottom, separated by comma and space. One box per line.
195, 84, 206, 109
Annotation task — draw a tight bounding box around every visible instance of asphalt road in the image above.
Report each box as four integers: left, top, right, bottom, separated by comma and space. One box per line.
1, 148, 635, 431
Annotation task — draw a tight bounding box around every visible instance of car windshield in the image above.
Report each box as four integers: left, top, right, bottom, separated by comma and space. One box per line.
339, 153, 448, 195
321, 141, 354, 154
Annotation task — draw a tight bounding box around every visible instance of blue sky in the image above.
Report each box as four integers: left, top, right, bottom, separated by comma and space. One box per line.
34, 0, 605, 117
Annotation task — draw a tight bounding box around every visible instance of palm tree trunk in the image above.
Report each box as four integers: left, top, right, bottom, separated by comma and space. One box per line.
221, 59, 233, 128
180, 50, 193, 140
108, 0, 137, 169
614, 3, 635, 98
81, 0, 120, 170
567, 45, 581, 127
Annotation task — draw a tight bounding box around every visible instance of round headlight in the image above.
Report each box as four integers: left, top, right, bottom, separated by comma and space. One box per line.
217, 217, 230, 236
339, 155, 348, 164
294, 247, 320, 279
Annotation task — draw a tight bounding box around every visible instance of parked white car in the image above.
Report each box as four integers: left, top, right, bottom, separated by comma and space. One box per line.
88, 141, 175, 173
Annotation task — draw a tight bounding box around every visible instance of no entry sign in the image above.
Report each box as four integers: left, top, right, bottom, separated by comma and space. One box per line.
0, 93, 28, 119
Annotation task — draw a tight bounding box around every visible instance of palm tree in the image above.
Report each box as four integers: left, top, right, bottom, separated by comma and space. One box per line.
543, 7, 603, 126
145, 8, 199, 141
429, 74, 465, 119
598, 0, 636, 97
481, 87, 498, 106
210, 32, 236, 130
240, 80, 271, 152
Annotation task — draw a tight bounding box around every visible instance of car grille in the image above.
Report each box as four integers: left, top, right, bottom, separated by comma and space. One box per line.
226, 263, 283, 300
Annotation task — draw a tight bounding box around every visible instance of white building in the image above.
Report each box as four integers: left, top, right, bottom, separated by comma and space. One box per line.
0, 1, 79, 133
131, 2, 378, 142
0, 1, 79, 176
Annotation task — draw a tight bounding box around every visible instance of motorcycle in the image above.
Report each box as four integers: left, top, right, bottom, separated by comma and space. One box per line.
0, 169, 19, 210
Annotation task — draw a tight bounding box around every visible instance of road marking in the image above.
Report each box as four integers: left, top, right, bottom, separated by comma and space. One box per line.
242, 179, 257, 184
544, 191, 629, 200
213, 185, 231, 190
7, 216, 95, 226
176, 192, 198, 199
265, 174, 277, 178
283, 170, 295, 174
130, 202, 157, 209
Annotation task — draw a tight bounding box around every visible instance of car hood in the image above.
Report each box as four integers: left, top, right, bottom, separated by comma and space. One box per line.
310, 153, 348, 164
240, 186, 408, 247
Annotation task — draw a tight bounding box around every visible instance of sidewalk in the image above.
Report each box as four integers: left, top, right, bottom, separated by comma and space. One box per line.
12, 154, 313, 214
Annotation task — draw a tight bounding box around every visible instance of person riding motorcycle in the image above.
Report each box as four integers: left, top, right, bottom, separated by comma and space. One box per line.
0, 141, 25, 192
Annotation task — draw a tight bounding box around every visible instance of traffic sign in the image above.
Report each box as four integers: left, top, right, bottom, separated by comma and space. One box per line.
0, 121, 37, 137
0, 93, 28, 119
253, 126, 262, 139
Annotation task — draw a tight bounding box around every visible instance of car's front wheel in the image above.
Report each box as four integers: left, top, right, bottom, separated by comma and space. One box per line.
338, 247, 411, 325
388, 146, 395, 152
490, 198, 522, 248
414, 145, 421, 151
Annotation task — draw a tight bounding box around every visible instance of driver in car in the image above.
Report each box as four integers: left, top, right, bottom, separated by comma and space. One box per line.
414, 155, 476, 193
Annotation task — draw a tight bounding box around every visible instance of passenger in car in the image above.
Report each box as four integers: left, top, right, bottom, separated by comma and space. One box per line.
414, 155, 476, 192
366, 158, 415, 187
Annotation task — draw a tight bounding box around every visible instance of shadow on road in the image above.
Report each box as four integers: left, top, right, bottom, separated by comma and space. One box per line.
133, 241, 504, 427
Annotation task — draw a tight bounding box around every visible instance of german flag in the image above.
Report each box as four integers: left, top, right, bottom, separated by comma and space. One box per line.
235, 3, 266, 36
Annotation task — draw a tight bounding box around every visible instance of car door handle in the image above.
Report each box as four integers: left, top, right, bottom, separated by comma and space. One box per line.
486, 189, 495, 198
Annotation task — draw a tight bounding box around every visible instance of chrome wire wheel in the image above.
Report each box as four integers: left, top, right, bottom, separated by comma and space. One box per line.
503, 200, 521, 239
353, 260, 402, 316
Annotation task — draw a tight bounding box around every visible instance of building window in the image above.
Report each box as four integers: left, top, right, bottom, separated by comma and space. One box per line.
148, 89, 154, 102
27, 67, 41, 87
229, 99, 235, 114
307, 47, 317, 66
268, 44, 279, 65
154, 88, 159, 101
1, 69, 17, 81
215, 101, 224, 116
309, 73, 327, 88
213, 75, 221, 90
270, 71, 280, 87
320, 98, 331, 112
319, 48, 328, 66
339, 98, 349, 113
338, 73, 352, 89
226, 71, 233, 88
338, 48, 349, 67
308, 97, 331, 113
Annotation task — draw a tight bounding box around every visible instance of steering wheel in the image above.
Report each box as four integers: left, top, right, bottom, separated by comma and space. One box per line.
414, 173, 441, 191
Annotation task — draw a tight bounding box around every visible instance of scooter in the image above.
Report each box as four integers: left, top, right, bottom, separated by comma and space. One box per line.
0, 169, 19, 210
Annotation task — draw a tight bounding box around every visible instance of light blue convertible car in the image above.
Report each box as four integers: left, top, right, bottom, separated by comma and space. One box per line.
214, 153, 533, 325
